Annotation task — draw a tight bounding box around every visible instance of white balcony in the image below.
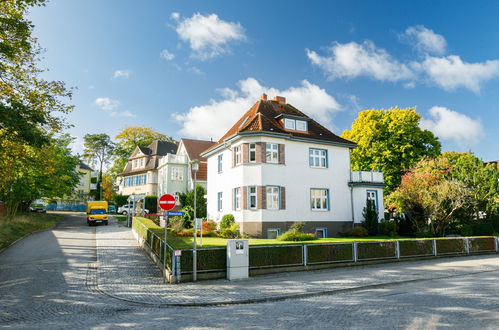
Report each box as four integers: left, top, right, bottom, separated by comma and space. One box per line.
350, 171, 384, 183
158, 154, 187, 167
91, 171, 98, 178
90, 183, 97, 190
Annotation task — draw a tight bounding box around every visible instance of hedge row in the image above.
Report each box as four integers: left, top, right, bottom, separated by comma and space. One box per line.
133, 217, 172, 270
307, 244, 353, 264
357, 241, 396, 260
399, 239, 433, 257
180, 249, 227, 273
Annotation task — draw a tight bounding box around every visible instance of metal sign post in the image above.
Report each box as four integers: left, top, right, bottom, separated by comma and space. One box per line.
158, 194, 177, 283
163, 211, 168, 283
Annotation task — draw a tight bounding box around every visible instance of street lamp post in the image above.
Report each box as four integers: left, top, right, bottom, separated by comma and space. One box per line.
190, 159, 200, 282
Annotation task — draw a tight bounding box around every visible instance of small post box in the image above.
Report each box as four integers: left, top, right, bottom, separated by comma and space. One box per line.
226, 239, 249, 280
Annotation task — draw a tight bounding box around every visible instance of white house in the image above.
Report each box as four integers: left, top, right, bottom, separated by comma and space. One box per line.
201, 94, 385, 238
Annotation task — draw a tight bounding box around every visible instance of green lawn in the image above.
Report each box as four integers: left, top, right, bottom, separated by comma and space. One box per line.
0, 213, 63, 250
113, 215, 126, 222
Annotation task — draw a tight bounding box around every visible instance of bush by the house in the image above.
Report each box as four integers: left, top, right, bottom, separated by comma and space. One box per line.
220, 214, 235, 230
277, 221, 317, 241
168, 216, 185, 233
380, 219, 398, 236
218, 223, 240, 238
145, 195, 158, 214
362, 199, 379, 236
349, 226, 368, 237
202, 220, 217, 234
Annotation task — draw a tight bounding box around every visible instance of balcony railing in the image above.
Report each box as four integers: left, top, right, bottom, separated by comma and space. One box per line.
158, 154, 187, 167
350, 171, 384, 183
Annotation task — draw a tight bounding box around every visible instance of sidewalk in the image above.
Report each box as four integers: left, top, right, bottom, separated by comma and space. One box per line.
96, 218, 499, 306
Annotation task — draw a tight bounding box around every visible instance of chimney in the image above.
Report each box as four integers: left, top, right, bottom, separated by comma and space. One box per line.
260, 93, 267, 101
273, 96, 286, 105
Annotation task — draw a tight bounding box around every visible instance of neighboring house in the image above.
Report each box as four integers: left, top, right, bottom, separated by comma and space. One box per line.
118, 140, 178, 196
74, 162, 97, 201
201, 94, 385, 238
157, 138, 215, 198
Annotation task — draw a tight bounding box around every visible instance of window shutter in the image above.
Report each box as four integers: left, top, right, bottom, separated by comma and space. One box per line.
242, 144, 249, 164
232, 188, 235, 211
278, 144, 285, 164
280, 186, 286, 210
327, 189, 331, 211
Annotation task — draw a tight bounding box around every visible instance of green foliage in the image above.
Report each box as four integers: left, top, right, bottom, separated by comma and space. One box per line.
220, 214, 235, 230
249, 245, 303, 267
289, 221, 305, 232
341, 107, 441, 192
178, 184, 207, 219
83, 134, 114, 200
168, 216, 185, 233
307, 244, 354, 263
380, 219, 398, 236
113, 194, 129, 207
349, 226, 368, 237
144, 195, 157, 213
218, 223, 240, 238
362, 200, 379, 236
0, 212, 62, 249
110, 126, 174, 179
278, 231, 317, 241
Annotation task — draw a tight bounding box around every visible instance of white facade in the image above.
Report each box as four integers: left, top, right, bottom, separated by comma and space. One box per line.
206, 135, 385, 237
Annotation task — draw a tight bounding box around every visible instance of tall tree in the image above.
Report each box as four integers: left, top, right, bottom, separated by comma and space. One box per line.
341, 107, 441, 192
83, 134, 114, 200
110, 126, 174, 178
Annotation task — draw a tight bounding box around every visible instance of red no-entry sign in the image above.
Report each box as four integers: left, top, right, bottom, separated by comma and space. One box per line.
158, 194, 176, 211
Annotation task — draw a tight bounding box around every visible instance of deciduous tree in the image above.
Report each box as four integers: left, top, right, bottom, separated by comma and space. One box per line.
83, 134, 114, 200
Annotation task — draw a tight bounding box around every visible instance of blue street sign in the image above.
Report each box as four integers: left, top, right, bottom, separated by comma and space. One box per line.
167, 211, 185, 217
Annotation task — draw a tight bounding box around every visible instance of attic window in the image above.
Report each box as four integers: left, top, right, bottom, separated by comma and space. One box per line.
239, 116, 249, 128
296, 120, 307, 131
284, 118, 308, 132
272, 105, 280, 110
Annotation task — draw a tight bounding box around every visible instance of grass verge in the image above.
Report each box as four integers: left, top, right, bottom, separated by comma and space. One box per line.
0, 213, 63, 250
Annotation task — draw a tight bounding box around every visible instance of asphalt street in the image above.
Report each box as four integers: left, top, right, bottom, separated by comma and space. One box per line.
0, 212, 498, 329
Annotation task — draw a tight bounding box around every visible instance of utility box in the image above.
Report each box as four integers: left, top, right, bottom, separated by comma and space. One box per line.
226, 239, 249, 280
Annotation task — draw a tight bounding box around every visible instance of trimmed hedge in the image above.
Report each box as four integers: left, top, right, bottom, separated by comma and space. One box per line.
436, 238, 465, 254
469, 237, 496, 252
180, 248, 227, 273
357, 241, 396, 260
249, 245, 303, 268
307, 244, 353, 264
399, 239, 433, 257
133, 217, 172, 270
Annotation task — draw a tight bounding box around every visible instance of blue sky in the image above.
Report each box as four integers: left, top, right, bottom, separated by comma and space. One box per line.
29, 0, 499, 161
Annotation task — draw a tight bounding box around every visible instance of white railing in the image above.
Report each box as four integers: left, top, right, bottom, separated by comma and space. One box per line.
351, 171, 384, 183
158, 154, 187, 167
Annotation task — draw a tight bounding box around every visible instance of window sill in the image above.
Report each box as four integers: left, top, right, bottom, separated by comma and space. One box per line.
311, 209, 330, 212
309, 166, 328, 169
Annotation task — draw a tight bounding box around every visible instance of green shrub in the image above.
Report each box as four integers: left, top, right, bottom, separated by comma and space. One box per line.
349, 226, 368, 237
458, 224, 474, 237
362, 199, 379, 236
220, 214, 235, 230
168, 216, 185, 233
289, 221, 305, 232
473, 222, 495, 236
380, 220, 398, 236
202, 220, 217, 233
218, 223, 240, 238
145, 195, 158, 214
278, 231, 317, 241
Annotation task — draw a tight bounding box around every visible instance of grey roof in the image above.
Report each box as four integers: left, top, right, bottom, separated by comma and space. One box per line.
121, 140, 178, 176
79, 162, 94, 171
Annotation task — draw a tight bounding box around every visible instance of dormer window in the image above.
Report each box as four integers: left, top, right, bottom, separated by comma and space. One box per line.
284, 118, 295, 130
283, 118, 308, 132
295, 120, 307, 131
132, 157, 145, 169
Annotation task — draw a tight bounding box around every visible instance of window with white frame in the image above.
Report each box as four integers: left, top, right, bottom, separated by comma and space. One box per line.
267, 228, 281, 239
284, 118, 295, 130
235, 146, 241, 165
309, 148, 328, 168
217, 192, 223, 211
296, 120, 307, 131
248, 186, 257, 209
311, 189, 329, 211
315, 227, 328, 238
266, 186, 280, 210
266, 143, 279, 163
249, 143, 256, 163
367, 190, 377, 209
234, 187, 241, 210
217, 154, 223, 173
171, 166, 183, 181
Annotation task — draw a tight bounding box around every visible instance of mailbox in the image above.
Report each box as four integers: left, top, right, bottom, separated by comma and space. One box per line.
226, 239, 249, 280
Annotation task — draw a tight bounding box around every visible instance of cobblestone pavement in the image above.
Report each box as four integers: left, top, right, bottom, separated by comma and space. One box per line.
0, 213, 498, 329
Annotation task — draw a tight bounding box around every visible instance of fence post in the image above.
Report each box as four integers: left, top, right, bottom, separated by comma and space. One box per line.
353, 242, 358, 262
395, 241, 400, 259
433, 239, 437, 256
303, 245, 308, 267
495, 237, 498, 252
464, 238, 469, 254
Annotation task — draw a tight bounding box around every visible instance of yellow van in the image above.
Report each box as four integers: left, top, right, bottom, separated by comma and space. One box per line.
87, 201, 108, 226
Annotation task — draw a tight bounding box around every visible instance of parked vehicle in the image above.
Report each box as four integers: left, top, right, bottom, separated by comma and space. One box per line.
87, 201, 108, 226
117, 204, 149, 215
29, 203, 47, 213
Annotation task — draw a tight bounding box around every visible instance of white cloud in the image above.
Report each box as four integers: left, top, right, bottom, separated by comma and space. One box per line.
402, 25, 446, 55
420, 106, 483, 144
306, 41, 414, 82
174, 13, 246, 60
113, 69, 132, 79
170, 12, 180, 21
174, 78, 342, 140
110, 110, 137, 118
160, 49, 175, 60
94, 97, 120, 111
414, 55, 499, 93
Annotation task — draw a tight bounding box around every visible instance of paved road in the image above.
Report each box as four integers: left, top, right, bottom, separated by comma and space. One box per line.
0, 213, 498, 329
